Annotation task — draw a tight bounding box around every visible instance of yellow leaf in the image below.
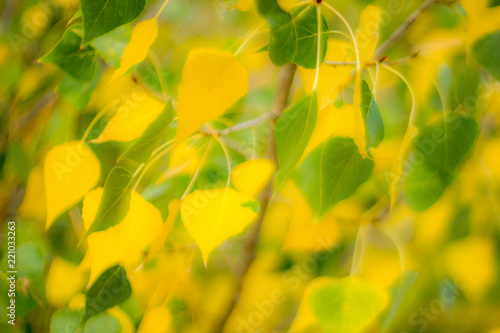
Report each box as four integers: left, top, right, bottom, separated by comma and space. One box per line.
180, 188, 258, 263
68, 293, 85, 310
146, 200, 181, 262
44, 141, 101, 229
304, 103, 355, 157
109, 306, 136, 333
355, 5, 382, 62
46, 257, 86, 308
89, 70, 140, 111
232, 0, 252, 11
231, 159, 275, 197
93, 94, 165, 143
137, 305, 171, 333
112, 18, 159, 81
462, 0, 500, 44
443, 237, 497, 299
17, 166, 46, 221
298, 39, 355, 108
82, 188, 163, 282
175, 48, 248, 143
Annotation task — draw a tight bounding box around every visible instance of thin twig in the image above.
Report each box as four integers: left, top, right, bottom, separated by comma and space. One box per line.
374, 0, 438, 58
212, 63, 297, 333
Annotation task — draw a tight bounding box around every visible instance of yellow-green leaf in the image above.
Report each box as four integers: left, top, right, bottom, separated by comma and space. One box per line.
111, 17, 159, 81
175, 48, 248, 143
231, 159, 275, 197
44, 141, 101, 229
93, 94, 165, 143
180, 188, 259, 263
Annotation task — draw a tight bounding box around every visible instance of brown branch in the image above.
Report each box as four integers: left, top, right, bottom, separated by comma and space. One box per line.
373, 0, 438, 59
211, 63, 297, 333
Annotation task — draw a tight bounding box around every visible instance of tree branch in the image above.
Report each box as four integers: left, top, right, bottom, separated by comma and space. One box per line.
211, 63, 297, 333
373, 0, 438, 59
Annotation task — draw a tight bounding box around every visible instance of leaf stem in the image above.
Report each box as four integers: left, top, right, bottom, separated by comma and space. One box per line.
200, 112, 272, 136
181, 138, 214, 200
322, 1, 361, 72
312, 3, 322, 92
81, 103, 114, 142
235, 23, 265, 56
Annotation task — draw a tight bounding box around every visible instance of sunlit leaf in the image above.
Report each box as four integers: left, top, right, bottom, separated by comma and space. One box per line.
46, 257, 86, 308
44, 141, 101, 229
180, 188, 259, 263
232, 159, 275, 197
93, 94, 165, 143
175, 48, 248, 143
118, 100, 175, 163
137, 305, 171, 333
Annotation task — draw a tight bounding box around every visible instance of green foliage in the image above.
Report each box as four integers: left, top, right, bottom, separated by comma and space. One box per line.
472, 30, 500, 80
360, 80, 384, 149
39, 26, 98, 82
119, 100, 175, 163
294, 137, 374, 217
292, 6, 329, 69
51, 309, 120, 333
84, 167, 133, 237
401, 114, 479, 210
82, 265, 132, 324
275, 92, 318, 186
80, 0, 145, 45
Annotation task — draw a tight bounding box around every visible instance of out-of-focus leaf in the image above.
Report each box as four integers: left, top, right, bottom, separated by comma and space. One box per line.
84, 167, 133, 238
294, 137, 374, 217
39, 27, 98, 82
401, 114, 479, 210
57, 71, 101, 110
46, 257, 86, 308
93, 94, 165, 143
180, 188, 259, 263
82, 265, 132, 324
292, 6, 328, 69
275, 92, 318, 187
472, 30, 500, 81
137, 305, 171, 333
175, 48, 248, 143
360, 80, 384, 149
16, 243, 44, 279
80, 0, 145, 45
232, 159, 275, 197
91, 26, 130, 68
118, 100, 175, 163
44, 141, 101, 229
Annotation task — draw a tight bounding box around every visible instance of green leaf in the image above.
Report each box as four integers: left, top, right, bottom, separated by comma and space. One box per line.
292, 6, 329, 69
16, 243, 44, 279
84, 167, 133, 237
401, 114, 479, 210
51, 309, 120, 333
256, 0, 296, 66
307, 277, 388, 333
51, 309, 82, 333
360, 80, 384, 149
91, 26, 131, 68
118, 100, 175, 163
57, 71, 101, 110
82, 265, 132, 324
294, 137, 374, 217
39, 26, 98, 82
448, 65, 480, 113
472, 30, 500, 81
81, 0, 145, 45
275, 92, 318, 186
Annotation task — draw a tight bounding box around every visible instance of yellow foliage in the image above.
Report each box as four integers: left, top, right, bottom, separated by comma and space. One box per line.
175, 48, 248, 143
146, 200, 180, 262
232, 159, 275, 197
45, 257, 87, 308
93, 94, 165, 143
180, 188, 258, 263
44, 141, 101, 229
109, 306, 136, 333
443, 237, 497, 299
17, 166, 46, 221
356, 5, 382, 62
137, 305, 172, 333
82, 188, 163, 282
